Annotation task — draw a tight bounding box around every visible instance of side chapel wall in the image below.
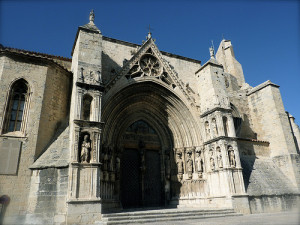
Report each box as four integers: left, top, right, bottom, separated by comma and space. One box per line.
0, 55, 48, 222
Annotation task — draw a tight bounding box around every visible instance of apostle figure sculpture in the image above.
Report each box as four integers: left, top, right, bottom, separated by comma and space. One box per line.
176, 152, 184, 180
228, 146, 236, 167
211, 118, 218, 137
81, 135, 91, 163
186, 152, 193, 179
216, 147, 223, 168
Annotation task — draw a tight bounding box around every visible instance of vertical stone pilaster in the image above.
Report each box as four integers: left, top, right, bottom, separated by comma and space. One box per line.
216, 111, 225, 136
227, 115, 236, 137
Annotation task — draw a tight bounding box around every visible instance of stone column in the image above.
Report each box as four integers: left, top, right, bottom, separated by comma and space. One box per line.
221, 141, 230, 168
231, 141, 242, 168
92, 93, 102, 122
73, 127, 80, 162
76, 88, 83, 119
91, 130, 101, 163
227, 115, 236, 137
216, 111, 225, 136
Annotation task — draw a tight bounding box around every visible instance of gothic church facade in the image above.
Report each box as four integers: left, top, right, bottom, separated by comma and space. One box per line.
0, 11, 300, 224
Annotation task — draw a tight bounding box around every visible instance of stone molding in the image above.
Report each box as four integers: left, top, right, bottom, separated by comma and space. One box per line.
246, 80, 279, 96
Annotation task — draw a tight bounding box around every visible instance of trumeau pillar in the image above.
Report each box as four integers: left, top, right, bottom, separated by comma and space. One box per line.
67, 11, 104, 224
195, 47, 249, 213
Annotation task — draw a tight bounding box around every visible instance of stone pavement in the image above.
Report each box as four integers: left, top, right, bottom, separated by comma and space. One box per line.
134, 210, 300, 225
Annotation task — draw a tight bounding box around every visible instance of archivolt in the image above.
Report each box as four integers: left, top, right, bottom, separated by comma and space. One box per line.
102, 80, 202, 149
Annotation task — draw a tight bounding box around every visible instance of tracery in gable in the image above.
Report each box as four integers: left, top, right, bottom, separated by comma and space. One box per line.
126, 48, 174, 87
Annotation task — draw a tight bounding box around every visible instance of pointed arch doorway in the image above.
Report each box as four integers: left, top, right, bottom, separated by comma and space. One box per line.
120, 120, 163, 209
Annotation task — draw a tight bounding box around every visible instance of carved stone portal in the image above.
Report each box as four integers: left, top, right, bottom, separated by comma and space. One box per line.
80, 135, 91, 163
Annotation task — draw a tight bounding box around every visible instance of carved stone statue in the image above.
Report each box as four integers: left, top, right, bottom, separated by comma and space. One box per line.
80, 135, 91, 163
186, 152, 193, 179
89, 10, 95, 24
176, 152, 184, 180
211, 118, 218, 137
209, 46, 215, 58
216, 147, 223, 168
210, 157, 215, 171
195, 151, 203, 173
109, 154, 114, 172
165, 154, 171, 180
205, 121, 210, 139
97, 71, 102, 83
228, 146, 236, 167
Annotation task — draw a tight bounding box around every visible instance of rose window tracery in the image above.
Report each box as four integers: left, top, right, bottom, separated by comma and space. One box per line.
125, 48, 174, 88
139, 54, 162, 77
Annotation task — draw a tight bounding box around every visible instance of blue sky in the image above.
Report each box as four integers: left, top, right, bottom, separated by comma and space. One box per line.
1, 0, 299, 122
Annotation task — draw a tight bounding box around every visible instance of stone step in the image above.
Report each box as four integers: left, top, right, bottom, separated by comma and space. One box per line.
99, 208, 242, 225
102, 209, 235, 220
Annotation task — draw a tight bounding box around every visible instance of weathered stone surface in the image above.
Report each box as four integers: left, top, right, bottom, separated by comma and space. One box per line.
0, 11, 299, 225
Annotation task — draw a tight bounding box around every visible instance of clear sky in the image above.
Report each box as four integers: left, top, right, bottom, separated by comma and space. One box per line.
1, 0, 299, 123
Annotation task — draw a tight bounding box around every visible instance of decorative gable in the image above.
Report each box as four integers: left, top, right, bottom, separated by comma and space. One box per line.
105, 37, 198, 109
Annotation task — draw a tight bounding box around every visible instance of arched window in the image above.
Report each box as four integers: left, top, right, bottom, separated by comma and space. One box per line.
81, 94, 93, 121
3, 79, 30, 134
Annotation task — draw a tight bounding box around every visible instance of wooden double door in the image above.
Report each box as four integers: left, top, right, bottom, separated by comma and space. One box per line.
121, 148, 162, 208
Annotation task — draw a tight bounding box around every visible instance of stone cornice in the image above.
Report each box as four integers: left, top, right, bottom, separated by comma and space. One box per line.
74, 119, 104, 129
246, 80, 279, 96
102, 36, 201, 64
200, 107, 232, 118
0, 48, 72, 75
203, 136, 237, 145
76, 81, 104, 92
195, 59, 223, 74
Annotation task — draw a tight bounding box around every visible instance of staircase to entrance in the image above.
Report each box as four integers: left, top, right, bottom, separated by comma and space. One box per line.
97, 208, 242, 224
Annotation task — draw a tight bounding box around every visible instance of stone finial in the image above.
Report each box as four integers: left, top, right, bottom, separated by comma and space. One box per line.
146, 25, 152, 39
209, 46, 215, 59
89, 9, 95, 24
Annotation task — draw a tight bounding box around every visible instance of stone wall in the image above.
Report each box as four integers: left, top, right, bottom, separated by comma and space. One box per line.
0, 53, 71, 224
24, 168, 69, 225
247, 81, 297, 157
35, 65, 71, 159
0, 54, 48, 222
249, 195, 300, 214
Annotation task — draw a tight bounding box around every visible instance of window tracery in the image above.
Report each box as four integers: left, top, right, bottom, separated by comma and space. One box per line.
125, 48, 174, 87
2, 79, 30, 134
